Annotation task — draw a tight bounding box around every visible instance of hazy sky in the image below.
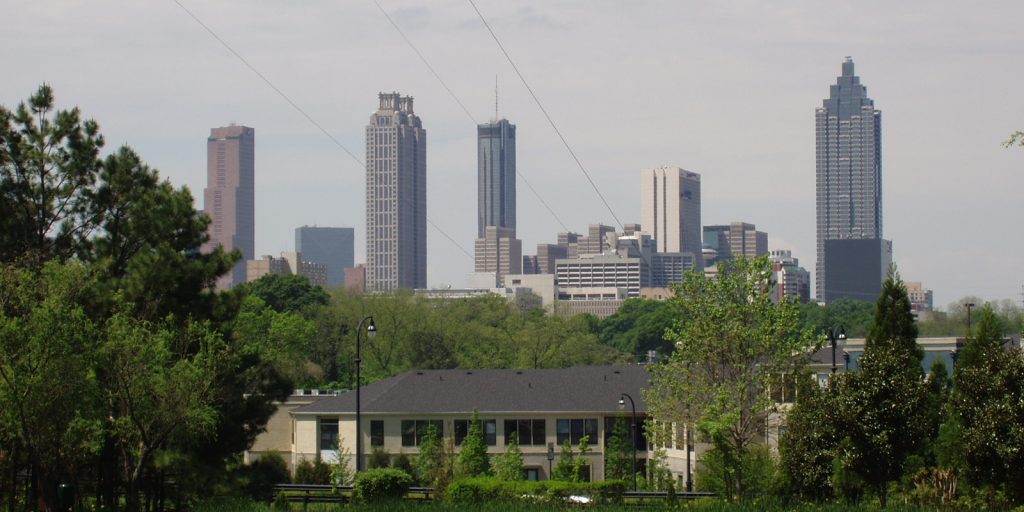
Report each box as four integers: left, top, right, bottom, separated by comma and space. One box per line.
4, 0, 1022, 308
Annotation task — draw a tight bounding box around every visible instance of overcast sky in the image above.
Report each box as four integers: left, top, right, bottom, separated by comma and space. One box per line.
4, 0, 1022, 308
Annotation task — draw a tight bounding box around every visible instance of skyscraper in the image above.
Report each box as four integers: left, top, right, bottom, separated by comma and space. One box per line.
295, 226, 354, 287
366, 92, 427, 291
815, 58, 889, 302
640, 167, 702, 257
477, 118, 516, 238
202, 125, 254, 290
702, 222, 768, 265
474, 226, 522, 286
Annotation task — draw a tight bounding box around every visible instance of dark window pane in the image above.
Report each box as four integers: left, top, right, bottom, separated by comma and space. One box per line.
585, 419, 598, 445
504, 420, 517, 445
320, 420, 339, 451
484, 420, 497, 446
431, 420, 444, 438
556, 419, 570, 445
370, 420, 384, 447
531, 420, 546, 446
571, 419, 584, 444
402, 420, 416, 447
455, 420, 468, 446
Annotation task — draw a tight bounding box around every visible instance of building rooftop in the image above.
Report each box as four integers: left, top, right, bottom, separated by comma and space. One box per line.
291, 365, 649, 415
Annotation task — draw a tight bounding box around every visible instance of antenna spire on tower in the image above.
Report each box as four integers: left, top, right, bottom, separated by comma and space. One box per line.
495, 74, 499, 120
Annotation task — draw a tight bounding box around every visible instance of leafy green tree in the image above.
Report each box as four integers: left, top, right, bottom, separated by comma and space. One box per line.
493, 435, 524, 481
798, 298, 875, 338
835, 268, 930, 506
1004, 130, 1024, 148
414, 424, 449, 487
644, 256, 815, 499
551, 439, 577, 481
950, 305, 1024, 501
456, 411, 491, 478
368, 446, 391, 469
604, 415, 632, 481
0, 262, 101, 509
243, 273, 328, 313
294, 456, 332, 484
330, 438, 354, 486
598, 298, 679, 356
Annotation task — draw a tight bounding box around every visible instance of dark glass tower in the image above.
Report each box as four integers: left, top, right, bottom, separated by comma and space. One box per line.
815, 57, 888, 302
477, 119, 516, 238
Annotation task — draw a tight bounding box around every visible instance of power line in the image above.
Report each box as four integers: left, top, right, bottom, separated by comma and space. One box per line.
467, 0, 624, 230
372, 0, 569, 233
169, 0, 473, 260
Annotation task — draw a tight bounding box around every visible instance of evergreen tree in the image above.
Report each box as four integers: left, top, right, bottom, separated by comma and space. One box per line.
779, 375, 843, 501
456, 411, 491, 478
493, 435, 525, 481
551, 439, 576, 481
604, 415, 632, 481
836, 267, 930, 505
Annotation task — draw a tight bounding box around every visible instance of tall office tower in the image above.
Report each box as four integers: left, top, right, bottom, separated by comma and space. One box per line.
557, 232, 581, 259
203, 125, 254, 290
474, 226, 522, 286
366, 92, 427, 291
295, 226, 354, 287
770, 250, 811, 304
816, 58, 888, 302
641, 167, 702, 257
578, 224, 617, 256
477, 119, 516, 238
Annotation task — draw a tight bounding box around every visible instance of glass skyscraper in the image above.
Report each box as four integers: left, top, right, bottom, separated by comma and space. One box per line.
815, 57, 888, 302
477, 118, 516, 238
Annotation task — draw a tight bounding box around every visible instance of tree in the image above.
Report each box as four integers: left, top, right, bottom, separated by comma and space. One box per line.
0, 262, 101, 509
644, 256, 815, 499
598, 298, 680, 356
493, 435, 524, 481
551, 439, 577, 481
779, 376, 843, 501
834, 268, 930, 505
455, 411, 490, 478
414, 424, 450, 488
243, 273, 328, 314
951, 305, 1024, 501
1004, 130, 1024, 148
604, 415, 632, 482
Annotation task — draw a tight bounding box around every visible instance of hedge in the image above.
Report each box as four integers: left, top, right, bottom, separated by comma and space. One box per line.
353, 468, 413, 502
445, 477, 626, 505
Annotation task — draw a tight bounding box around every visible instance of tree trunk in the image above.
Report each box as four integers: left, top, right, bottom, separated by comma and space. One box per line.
7, 443, 17, 512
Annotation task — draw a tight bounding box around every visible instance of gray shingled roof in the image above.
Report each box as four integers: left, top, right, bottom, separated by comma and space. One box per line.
291, 365, 650, 415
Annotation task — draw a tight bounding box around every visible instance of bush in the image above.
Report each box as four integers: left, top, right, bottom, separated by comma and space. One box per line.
445, 477, 627, 505
293, 456, 332, 484
239, 452, 290, 500
271, 491, 290, 510
368, 446, 391, 469
353, 468, 413, 502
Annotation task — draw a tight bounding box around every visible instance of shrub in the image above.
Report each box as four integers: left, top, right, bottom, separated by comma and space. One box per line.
271, 491, 290, 510
240, 452, 290, 500
353, 468, 413, 502
392, 453, 414, 476
293, 456, 332, 484
368, 446, 391, 469
444, 477, 627, 505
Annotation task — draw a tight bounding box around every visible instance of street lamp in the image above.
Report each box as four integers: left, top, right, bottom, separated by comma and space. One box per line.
547, 443, 555, 480
618, 394, 638, 491
354, 316, 376, 473
965, 302, 976, 336
827, 327, 846, 374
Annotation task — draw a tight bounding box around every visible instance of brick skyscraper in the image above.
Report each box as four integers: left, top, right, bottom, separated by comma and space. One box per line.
203, 125, 254, 290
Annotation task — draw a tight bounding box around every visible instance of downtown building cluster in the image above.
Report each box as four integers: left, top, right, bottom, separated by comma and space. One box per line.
199, 58, 934, 314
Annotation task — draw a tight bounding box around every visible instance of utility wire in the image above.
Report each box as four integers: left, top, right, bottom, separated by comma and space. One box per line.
372, 0, 569, 233
467, 0, 624, 230
170, 0, 474, 260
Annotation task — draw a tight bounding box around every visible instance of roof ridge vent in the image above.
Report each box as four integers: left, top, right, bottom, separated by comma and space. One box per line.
466, 371, 473, 375
416, 371, 424, 375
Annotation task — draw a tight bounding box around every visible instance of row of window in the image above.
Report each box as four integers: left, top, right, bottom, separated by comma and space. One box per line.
320, 418, 605, 450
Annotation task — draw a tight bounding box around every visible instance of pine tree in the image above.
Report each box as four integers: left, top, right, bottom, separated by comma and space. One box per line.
456, 411, 491, 478
551, 439, 576, 481
604, 415, 632, 481
493, 435, 525, 481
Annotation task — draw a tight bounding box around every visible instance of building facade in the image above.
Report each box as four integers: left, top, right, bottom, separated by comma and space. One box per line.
295, 226, 354, 288
770, 250, 811, 303
640, 167, 701, 258
203, 125, 254, 290
477, 119, 516, 239
905, 281, 934, 313
474, 226, 522, 286
366, 92, 427, 291
816, 58, 888, 302
823, 238, 892, 303
246, 252, 328, 287
702, 222, 767, 265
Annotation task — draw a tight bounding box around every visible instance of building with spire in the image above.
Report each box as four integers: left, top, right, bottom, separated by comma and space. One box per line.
815, 58, 891, 303
365, 92, 427, 291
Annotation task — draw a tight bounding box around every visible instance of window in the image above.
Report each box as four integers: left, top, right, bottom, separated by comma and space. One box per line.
524, 468, 541, 481
454, 419, 497, 446
603, 416, 648, 451
319, 419, 338, 451
401, 420, 443, 447
556, 418, 597, 445
370, 420, 384, 447
504, 419, 546, 446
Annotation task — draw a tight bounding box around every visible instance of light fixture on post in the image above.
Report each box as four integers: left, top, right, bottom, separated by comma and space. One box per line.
827, 327, 846, 374
354, 316, 376, 473
618, 393, 638, 492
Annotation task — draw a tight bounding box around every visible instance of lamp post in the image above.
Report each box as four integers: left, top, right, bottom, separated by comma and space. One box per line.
827, 327, 846, 374
618, 394, 638, 491
354, 316, 376, 473
547, 442, 555, 480
685, 424, 693, 493
965, 302, 975, 335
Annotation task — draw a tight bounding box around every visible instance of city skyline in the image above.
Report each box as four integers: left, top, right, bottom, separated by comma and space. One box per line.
202, 124, 254, 290
4, 1, 1022, 307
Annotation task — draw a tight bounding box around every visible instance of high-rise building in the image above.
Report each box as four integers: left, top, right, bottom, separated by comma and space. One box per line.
702, 222, 768, 265
816, 58, 889, 302
641, 167, 701, 258
823, 238, 892, 303
905, 282, 934, 313
202, 125, 254, 290
295, 226, 354, 288
523, 243, 568, 275
477, 119, 516, 238
474, 226, 522, 286
770, 250, 811, 304
366, 92, 427, 291
246, 252, 327, 287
